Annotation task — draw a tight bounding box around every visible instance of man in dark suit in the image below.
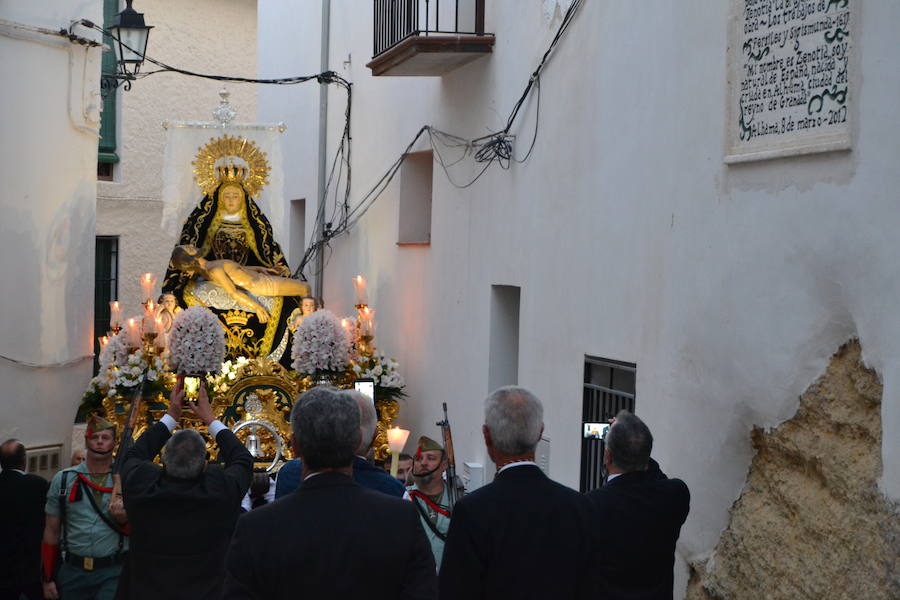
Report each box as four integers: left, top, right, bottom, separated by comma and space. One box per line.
118, 375, 253, 600
0, 439, 49, 600
273, 389, 406, 499
587, 411, 690, 599
224, 386, 437, 599
439, 386, 594, 599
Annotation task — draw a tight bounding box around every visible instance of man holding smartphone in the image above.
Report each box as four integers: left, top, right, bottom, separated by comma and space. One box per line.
116, 375, 253, 600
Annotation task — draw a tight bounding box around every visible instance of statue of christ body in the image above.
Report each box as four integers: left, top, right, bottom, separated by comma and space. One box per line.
170, 244, 310, 324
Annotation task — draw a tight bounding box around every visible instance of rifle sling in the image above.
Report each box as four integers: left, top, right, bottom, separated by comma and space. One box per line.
410, 493, 449, 542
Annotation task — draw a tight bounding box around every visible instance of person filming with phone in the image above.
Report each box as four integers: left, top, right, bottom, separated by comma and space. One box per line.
116, 375, 253, 600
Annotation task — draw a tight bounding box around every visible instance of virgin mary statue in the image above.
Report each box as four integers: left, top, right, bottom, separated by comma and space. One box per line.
162, 135, 305, 367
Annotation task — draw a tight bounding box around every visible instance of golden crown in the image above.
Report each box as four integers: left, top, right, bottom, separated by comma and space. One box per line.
193, 135, 270, 198
217, 165, 248, 186
223, 309, 251, 327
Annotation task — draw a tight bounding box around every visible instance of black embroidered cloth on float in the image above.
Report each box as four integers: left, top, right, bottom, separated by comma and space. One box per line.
162, 183, 301, 368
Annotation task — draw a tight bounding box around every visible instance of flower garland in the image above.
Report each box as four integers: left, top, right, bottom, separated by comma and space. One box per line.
292, 310, 352, 377
168, 306, 227, 374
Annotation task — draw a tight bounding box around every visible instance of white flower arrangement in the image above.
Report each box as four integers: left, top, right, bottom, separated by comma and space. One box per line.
91, 333, 131, 396
351, 350, 406, 401
168, 306, 227, 374
206, 356, 251, 394
115, 349, 167, 389
292, 310, 352, 376
100, 332, 130, 370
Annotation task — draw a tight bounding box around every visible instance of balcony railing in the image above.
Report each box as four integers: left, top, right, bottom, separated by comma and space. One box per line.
373, 0, 486, 57
368, 0, 493, 76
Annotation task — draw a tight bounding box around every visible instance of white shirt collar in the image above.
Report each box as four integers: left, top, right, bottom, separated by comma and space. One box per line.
607, 472, 622, 482
498, 460, 538, 474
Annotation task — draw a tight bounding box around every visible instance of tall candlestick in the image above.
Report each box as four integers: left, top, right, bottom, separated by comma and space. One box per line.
109, 301, 121, 330
352, 275, 368, 306
140, 273, 158, 304
358, 307, 376, 337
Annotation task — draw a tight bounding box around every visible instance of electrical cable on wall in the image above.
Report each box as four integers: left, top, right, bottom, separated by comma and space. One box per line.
295, 0, 580, 281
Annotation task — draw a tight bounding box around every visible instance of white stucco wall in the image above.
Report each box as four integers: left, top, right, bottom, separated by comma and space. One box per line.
0, 0, 103, 460
97, 0, 257, 317
258, 0, 899, 593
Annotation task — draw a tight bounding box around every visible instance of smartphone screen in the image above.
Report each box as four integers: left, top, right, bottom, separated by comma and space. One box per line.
183, 376, 201, 400
583, 422, 610, 439
354, 378, 375, 402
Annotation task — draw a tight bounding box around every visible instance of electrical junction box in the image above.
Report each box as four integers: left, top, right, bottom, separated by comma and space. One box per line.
462, 461, 484, 493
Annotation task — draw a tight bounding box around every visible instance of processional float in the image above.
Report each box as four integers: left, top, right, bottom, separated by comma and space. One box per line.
80, 91, 407, 470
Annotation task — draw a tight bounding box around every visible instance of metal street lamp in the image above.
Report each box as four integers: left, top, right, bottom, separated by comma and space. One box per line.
99, 0, 153, 97
109, 0, 153, 76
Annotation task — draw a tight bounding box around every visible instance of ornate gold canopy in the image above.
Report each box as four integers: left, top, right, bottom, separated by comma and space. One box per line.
192, 135, 270, 198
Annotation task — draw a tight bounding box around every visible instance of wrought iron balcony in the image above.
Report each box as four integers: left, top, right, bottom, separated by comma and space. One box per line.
367, 0, 495, 76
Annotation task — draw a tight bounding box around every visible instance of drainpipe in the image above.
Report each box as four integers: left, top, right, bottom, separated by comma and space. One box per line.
313, 0, 330, 302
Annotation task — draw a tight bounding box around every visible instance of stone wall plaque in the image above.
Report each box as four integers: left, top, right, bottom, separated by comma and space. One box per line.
725, 0, 854, 163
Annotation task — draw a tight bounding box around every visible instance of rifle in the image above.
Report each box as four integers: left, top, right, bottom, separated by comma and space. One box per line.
436, 402, 465, 509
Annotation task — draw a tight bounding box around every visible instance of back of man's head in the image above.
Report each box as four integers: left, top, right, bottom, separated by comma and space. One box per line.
345, 389, 377, 455
162, 430, 207, 479
0, 439, 26, 471
291, 386, 360, 470
606, 410, 653, 472
484, 386, 544, 455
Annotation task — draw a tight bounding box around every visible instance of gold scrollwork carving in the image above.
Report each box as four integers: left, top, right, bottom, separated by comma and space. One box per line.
373, 399, 400, 461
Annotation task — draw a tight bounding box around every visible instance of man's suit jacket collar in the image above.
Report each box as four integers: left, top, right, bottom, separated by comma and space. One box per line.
494, 463, 546, 482
298, 470, 356, 492
604, 468, 658, 487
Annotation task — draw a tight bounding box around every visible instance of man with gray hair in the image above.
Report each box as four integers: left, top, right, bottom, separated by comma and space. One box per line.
587, 410, 689, 599
439, 386, 594, 598
347, 389, 407, 496
273, 389, 405, 498
117, 375, 253, 600
224, 386, 437, 598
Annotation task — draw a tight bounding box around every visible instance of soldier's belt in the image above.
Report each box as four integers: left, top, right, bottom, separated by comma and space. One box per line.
63, 551, 127, 571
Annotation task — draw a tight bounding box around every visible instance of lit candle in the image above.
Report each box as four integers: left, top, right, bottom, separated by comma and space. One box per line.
98, 336, 110, 352
352, 275, 368, 305
126, 318, 141, 348
140, 273, 158, 304
155, 317, 167, 350
109, 301, 121, 330
143, 301, 157, 334
386, 427, 410, 478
